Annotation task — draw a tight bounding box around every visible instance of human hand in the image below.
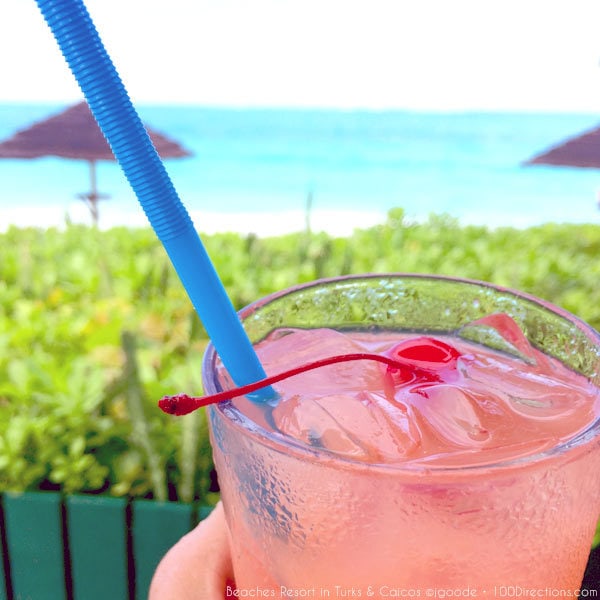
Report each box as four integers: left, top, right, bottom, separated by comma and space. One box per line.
149, 501, 234, 599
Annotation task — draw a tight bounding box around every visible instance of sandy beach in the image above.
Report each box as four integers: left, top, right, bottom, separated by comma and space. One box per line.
0, 202, 388, 237
191, 209, 387, 237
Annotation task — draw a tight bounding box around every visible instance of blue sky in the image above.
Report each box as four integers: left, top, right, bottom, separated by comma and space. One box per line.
2, 0, 600, 112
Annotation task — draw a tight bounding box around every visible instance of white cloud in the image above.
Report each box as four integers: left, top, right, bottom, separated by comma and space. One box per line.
1, 0, 600, 111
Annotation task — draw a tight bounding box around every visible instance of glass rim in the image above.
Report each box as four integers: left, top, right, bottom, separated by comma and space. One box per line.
202, 273, 600, 475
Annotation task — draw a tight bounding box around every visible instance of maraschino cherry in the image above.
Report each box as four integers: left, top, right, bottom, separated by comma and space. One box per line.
159, 337, 463, 416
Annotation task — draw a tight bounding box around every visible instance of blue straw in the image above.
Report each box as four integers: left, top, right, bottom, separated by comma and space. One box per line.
35, 0, 272, 395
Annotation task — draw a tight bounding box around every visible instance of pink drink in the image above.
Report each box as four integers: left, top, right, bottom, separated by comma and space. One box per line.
204, 275, 600, 595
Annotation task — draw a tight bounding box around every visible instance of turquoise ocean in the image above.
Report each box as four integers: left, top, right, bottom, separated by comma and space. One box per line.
0, 103, 599, 234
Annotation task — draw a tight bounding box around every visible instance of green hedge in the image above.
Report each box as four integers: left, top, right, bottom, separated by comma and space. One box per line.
2, 208, 600, 505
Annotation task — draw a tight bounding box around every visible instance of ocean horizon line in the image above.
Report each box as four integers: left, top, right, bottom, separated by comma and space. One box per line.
0, 100, 598, 118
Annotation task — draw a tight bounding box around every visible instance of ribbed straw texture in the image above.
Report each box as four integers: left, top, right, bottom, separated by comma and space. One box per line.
36, 0, 189, 240
35, 0, 271, 391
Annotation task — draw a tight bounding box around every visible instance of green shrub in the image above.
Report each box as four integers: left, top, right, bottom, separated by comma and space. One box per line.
1, 212, 600, 509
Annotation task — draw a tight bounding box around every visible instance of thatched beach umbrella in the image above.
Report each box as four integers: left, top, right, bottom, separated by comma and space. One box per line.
524, 123, 600, 210
524, 124, 600, 170
0, 101, 192, 225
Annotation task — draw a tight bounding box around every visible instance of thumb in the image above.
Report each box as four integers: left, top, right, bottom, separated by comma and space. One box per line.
149, 501, 234, 600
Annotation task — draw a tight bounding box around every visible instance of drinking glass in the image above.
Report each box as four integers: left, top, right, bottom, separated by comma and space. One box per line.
203, 274, 600, 594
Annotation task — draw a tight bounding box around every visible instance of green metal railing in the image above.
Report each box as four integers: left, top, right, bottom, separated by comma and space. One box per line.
0, 492, 211, 600
2, 492, 598, 597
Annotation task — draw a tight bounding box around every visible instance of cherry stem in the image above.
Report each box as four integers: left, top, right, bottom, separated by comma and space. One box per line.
159, 352, 405, 416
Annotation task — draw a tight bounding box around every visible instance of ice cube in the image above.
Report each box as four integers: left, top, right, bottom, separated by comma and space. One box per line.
272, 391, 421, 462
462, 350, 597, 421
458, 313, 538, 364
256, 328, 385, 396
408, 383, 496, 448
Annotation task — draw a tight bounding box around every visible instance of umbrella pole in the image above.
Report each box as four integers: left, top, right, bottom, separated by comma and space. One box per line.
88, 159, 99, 226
